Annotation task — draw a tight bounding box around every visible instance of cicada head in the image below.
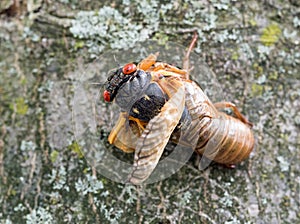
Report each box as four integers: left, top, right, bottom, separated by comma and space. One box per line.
103, 63, 136, 102
103, 63, 152, 111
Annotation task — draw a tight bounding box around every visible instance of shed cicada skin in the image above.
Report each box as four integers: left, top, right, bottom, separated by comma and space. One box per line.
103, 37, 255, 185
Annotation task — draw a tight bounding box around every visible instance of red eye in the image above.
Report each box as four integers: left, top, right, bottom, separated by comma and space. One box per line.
103, 90, 111, 102
122, 63, 137, 75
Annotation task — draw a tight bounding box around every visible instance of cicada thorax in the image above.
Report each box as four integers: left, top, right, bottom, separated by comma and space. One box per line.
127, 82, 168, 122
107, 67, 169, 123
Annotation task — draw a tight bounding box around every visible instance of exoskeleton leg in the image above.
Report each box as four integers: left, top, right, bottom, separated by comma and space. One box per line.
137, 53, 159, 70
108, 112, 140, 153
214, 102, 253, 127
152, 63, 187, 77
183, 32, 198, 79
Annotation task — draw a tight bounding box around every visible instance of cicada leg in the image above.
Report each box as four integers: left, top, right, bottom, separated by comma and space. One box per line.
151, 63, 187, 77
108, 112, 139, 153
214, 102, 253, 128
128, 116, 147, 136
137, 53, 159, 70
183, 32, 198, 79
151, 70, 183, 79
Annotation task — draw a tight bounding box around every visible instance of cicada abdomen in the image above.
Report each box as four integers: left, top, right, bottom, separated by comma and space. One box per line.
172, 80, 255, 166
195, 113, 254, 165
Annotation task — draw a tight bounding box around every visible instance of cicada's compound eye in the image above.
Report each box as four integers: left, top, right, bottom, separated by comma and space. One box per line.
103, 90, 111, 102
122, 63, 137, 75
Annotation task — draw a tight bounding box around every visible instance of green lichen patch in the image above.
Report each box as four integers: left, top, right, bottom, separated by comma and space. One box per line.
50, 150, 59, 163
251, 83, 264, 96
9, 97, 28, 115
68, 141, 84, 158
260, 23, 282, 46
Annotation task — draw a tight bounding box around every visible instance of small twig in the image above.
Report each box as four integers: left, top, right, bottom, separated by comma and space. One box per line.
89, 193, 100, 221
34, 175, 42, 209
136, 186, 144, 224
178, 209, 185, 223
183, 204, 216, 224
36, 13, 73, 28
156, 181, 167, 219
162, 23, 257, 35
165, 185, 192, 200
38, 111, 48, 163
21, 152, 37, 200
255, 180, 263, 212
0, 125, 7, 184
203, 169, 210, 204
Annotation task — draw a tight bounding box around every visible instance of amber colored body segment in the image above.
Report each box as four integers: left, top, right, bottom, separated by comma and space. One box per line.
169, 80, 255, 165
207, 113, 255, 164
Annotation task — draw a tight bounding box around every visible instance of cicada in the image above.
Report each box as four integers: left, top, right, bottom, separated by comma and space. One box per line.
103, 36, 254, 185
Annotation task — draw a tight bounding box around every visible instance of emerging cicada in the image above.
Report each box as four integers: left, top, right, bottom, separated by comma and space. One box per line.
103, 36, 255, 185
